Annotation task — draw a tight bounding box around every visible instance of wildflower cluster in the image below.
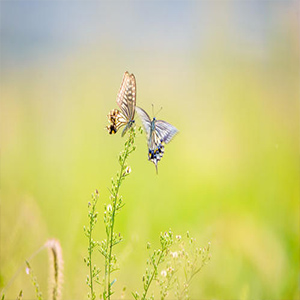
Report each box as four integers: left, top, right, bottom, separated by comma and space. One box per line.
174, 234, 211, 299
133, 231, 174, 300
134, 231, 211, 300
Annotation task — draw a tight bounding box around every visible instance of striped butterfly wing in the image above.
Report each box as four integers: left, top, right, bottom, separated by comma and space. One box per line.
150, 120, 178, 173
154, 120, 178, 144
106, 109, 128, 134
136, 107, 160, 171
117, 72, 136, 123
135, 107, 152, 138
147, 128, 165, 174
136, 106, 178, 173
107, 72, 136, 136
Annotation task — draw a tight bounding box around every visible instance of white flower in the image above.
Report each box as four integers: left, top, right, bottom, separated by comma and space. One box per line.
25, 267, 30, 275
171, 251, 178, 258
176, 235, 181, 241
125, 166, 131, 174
161, 270, 167, 277
107, 204, 112, 212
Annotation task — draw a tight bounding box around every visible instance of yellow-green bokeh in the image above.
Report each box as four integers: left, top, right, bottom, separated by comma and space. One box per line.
1, 1, 299, 299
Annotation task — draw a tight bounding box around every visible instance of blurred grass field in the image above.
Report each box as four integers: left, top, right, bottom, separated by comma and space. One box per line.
1, 1, 299, 299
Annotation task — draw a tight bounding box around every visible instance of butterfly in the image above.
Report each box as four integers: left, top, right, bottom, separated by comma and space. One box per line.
136, 106, 178, 173
106, 71, 136, 137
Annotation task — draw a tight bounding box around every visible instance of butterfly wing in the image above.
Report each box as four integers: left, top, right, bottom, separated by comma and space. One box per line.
135, 106, 152, 138
106, 109, 127, 134
107, 72, 136, 135
154, 120, 178, 144
147, 129, 164, 174
148, 120, 178, 173
116, 71, 136, 122
136, 106, 178, 173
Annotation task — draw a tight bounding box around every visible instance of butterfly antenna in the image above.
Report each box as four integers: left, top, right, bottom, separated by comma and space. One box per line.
155, 106, 163, 117
152, 104, 163, 118
155, 163, 158, 175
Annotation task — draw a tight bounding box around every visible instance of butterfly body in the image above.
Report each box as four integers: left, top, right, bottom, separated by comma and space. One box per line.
106, 72, 136, 136
150, 117, 156, 132
136, 107, 178, 173
121, 119, 135, 137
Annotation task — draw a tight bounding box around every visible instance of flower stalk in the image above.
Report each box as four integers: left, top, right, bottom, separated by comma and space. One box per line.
102, 127, 136, 299
84, 190, 100, 300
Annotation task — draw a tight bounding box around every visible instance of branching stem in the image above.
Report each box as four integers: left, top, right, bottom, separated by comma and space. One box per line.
142, 249, 164, 300
104, 128, 135, 300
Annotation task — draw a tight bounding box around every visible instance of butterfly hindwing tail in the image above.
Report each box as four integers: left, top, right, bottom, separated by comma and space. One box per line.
148, 142, 165, 173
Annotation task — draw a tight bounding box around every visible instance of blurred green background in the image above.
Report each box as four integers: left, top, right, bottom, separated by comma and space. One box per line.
1, 1, 299, 299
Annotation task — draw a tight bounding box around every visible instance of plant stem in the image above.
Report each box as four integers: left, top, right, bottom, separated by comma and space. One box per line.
105, 128, 135, 299
107, 158, 125, 296
142, 249, 165, 300
178, 267, 202, 300
89, 215, 94, 299
85, 192, 98, 300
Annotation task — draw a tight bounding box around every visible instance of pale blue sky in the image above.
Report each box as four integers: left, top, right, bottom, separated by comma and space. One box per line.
0, 1, 296, 69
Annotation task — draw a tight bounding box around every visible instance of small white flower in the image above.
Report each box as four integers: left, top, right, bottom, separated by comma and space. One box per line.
171, 251, 178, 258
161, 270, 167, 277
125, 166, 131, 174
176, 235, 181, 241
107, 204, 112, 212
25, 267, 30, 275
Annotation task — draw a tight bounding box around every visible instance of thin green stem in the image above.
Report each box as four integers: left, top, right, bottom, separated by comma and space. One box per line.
85, 192, 98, 300
104, 128, 135, 300
89, 215, 94, 299
25, 261, 43, 300
178, 244, 210, 300
0, 246, 45, 298
142, 248, 165, 300
107, 155, 126, 296
178, 266, 203, 300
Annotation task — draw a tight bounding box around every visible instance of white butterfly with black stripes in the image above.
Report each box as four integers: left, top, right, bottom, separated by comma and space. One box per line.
136, 106, 178, 173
